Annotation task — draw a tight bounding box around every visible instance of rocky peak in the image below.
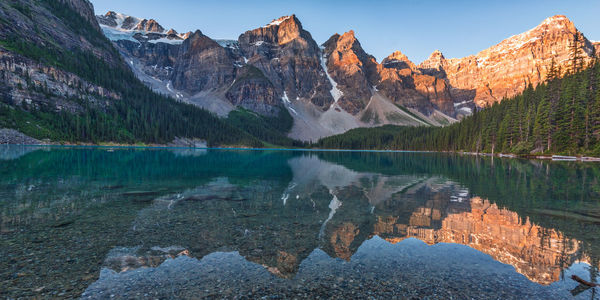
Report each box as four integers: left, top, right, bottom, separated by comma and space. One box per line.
96, 11, 188, 44
171, 30, 235, 95
184, 30, 220, 50
96, 11, 166, 33
438, 14, 598, 107
330, 31, 359, 54
121, 16, 140, 30
418, 50, 447, 76
236, 15, 330, 109
134, 19, 165, 33
322, 30, 380, 114
97, 11, 118, 27
275, 15, 305, 45
265, 15, 294, 27
382, 50, 416, 70
537, 15, 576, 32
323, 30, 375, 69
420, 50, 445, 66
477, 15, 590, 61
240, 14, 309, 46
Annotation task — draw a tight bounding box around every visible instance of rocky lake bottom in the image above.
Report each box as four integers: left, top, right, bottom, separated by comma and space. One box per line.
1, 146, 599, 299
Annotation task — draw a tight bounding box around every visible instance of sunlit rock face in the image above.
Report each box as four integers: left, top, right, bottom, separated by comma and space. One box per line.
418, 15, 597, 108
378, 51, 456, 116
322, 32, 456, 117
95, 11, 598, 133
322, 31, 379, 114
375, 197, 581, 285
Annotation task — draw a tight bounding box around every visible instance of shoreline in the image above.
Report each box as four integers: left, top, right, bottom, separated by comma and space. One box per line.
2, 143, 600, 162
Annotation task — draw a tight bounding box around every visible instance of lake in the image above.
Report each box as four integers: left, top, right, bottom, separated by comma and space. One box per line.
1, 146, 599, 299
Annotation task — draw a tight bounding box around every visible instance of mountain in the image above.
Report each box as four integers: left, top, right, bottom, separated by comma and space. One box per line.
316, 60, 600, 155
99, 13, 461, 141
98, 12, 597, 142
418, 15, 597, 108
0, 0, 278, 147
1, 3, 597, 146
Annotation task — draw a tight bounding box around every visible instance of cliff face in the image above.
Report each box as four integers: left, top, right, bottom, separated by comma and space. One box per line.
238, 15, 334, 110
171, 30, 236, 94
322, 31, 378, 114
0, 0, 124, 114
321, 33, 456, 117
418, 15, 597, 107
378, 51, 455, 115
225, 65, 281, 116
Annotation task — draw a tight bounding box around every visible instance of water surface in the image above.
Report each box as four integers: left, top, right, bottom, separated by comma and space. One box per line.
1, 146, 599, 299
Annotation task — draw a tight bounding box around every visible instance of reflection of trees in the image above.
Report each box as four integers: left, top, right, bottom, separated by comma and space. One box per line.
2, 148, 600, 298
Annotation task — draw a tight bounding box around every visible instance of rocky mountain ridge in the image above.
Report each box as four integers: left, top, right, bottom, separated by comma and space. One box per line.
96, 12, 598, 141
418, 15, 597, 107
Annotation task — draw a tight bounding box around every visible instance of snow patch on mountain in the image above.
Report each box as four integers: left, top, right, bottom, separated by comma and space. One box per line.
319, 50, 343, 104
97, 11, 187, 44
148, 38, 184, 45
100, 26, 140, 43
281, 92, 298, 115
215, 40, 239, 49
264, 16, 291, 28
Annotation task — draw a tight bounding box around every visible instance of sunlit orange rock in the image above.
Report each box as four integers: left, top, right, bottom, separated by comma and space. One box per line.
375, 197, 582, 285
418, 15, 597, 108
330, 222, 361, 261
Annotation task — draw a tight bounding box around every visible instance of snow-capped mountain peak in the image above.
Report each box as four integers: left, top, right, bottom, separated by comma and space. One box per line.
96, 11, 186, 45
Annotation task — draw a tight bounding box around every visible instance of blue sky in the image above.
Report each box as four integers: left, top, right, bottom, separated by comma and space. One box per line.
90, 0, 600, 63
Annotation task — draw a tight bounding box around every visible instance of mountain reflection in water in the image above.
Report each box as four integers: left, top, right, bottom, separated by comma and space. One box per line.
1, 146, 599, 299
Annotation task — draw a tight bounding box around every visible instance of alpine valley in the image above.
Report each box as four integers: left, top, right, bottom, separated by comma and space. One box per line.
0, 0, 599, 151
95, 10, 598, 142
3, 2, 600, 299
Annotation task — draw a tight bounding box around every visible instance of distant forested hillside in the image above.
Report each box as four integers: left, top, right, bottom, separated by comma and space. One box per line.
316, 57, 600, 156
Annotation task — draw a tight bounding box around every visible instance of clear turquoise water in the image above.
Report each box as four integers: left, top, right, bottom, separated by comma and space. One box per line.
1, 146, 599, 299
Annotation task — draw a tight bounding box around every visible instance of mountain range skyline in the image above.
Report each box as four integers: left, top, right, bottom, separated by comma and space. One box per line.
89, 0, 600, 63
